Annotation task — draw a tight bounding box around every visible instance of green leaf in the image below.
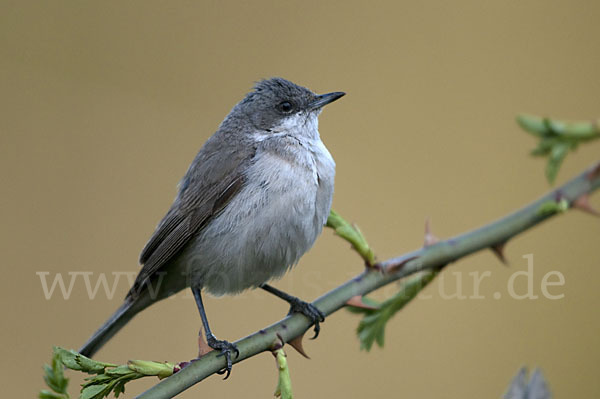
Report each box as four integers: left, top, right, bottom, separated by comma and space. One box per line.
128, 359, 174, 379
565, 121, 600, 139
516, 114, 548, 137
53, 347, 116, 374
41, 350, 70, 399
83, 374, 112, 385
39, 390, 68, 399
43, 365, 60, 393
518, 114, 600, 184
80, 384, 109, 399
545, 142, 569, 184
353, 271, 438, 351
51, 353, 68, 393
44, 347, 159, 399
113, 380, 127, 397
530, 138, 555, 157
53, 347, 80, 370
106, 365, 135, 376
326, 209, 376, 265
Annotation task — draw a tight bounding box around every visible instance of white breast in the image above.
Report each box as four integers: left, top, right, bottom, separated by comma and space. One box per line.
183, 116, 335, 296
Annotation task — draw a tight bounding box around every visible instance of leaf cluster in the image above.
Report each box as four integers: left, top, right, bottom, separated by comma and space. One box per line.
517, 114, 600, 183
41, 347, 175, 399
347, 271, 438, 351
40, 350, 70, 399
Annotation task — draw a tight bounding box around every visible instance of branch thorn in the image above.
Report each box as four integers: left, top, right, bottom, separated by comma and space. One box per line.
572, 194, 599, 216
386, 255, 420, 273
197, 332, 213, 358
424, 217, 440, 247
345, 295, 379, 310
587, 161, 600, 182
490, 242, 508, 265
288, 332, 310, 359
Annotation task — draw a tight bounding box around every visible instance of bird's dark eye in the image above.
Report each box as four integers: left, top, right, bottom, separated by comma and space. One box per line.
277, 101, 294, 114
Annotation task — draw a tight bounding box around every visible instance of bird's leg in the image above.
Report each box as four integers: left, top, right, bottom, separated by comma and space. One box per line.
260, 284, 325, 339
192, 287, 239, 379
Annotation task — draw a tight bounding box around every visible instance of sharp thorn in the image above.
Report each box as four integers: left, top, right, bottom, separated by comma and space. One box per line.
587, 161, 600, 182
490, 242, 508, 265
424, 217, 440, 247
386, 255, 420, 273
345, 295, 379, 310
572, 194, 599, 217
288, 332, 310, 359
197, 331, 212, 358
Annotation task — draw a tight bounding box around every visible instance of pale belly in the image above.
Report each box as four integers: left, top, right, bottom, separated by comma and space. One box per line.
179, 147, 335, 296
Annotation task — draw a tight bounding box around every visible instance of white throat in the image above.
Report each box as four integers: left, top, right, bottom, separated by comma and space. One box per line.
253, 112, 320, 142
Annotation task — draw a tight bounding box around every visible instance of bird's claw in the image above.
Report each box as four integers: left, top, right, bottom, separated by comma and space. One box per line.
287, 299, 325, 339
206, 336, 239, 379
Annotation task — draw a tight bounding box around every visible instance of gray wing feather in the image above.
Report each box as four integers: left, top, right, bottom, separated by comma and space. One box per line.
128, 136, 255, 299
139, 208, 185, 265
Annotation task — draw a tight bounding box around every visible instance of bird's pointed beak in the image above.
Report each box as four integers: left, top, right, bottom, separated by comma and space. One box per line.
309, 91, 346, 110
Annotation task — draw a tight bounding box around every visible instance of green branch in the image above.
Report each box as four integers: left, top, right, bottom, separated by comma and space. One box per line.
135, 161, 599, 399
45, 114, 599, 399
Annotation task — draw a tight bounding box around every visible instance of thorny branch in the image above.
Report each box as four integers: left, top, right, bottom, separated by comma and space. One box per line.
134, 161, 600, 399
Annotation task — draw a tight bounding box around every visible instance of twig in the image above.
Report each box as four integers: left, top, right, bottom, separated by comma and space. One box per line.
136, 161, 600, 399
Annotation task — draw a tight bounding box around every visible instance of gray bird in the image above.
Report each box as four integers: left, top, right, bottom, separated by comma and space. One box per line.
79, 78, 345, 377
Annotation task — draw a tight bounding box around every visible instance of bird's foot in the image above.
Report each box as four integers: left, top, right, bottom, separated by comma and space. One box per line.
287, 298, 325, 339
206, 335, 239, 379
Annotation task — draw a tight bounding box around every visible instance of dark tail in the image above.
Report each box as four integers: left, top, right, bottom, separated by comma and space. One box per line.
79, 299, 139, 358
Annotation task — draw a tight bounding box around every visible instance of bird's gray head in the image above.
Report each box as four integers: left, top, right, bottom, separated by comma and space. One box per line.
225, 78, 345, 138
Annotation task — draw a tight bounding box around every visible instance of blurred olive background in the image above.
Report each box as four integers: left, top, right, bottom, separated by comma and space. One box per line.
2, 1, 599, 398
